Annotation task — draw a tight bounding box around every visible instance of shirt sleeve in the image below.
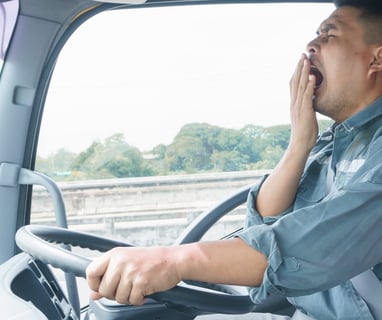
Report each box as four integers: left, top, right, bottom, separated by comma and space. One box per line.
238, 161, 382, 304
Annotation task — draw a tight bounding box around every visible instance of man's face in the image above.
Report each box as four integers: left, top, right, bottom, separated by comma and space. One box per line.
307, 6, 376, 122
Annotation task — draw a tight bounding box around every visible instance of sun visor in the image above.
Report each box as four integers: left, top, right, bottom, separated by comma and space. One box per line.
94, 0, 146, 4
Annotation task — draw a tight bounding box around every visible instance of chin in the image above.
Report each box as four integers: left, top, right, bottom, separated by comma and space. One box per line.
313, 98, 328, 118
312, 86, 325, 112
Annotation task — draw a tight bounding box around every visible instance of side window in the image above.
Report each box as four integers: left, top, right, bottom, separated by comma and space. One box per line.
0, 0, 19, 70
31, 3, 333, 245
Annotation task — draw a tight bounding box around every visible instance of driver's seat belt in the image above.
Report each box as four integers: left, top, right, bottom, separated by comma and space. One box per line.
351, 270, 382, 320
325, 156, 382, 320
291, 273, 382, 319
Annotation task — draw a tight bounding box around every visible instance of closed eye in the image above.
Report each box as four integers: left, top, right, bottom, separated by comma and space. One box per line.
316, 22, 338, 38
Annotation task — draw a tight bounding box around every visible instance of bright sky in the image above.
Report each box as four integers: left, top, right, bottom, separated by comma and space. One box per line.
38, 3, 334, 157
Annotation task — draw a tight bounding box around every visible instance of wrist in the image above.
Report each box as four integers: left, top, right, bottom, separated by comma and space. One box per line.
286, 139, 313, 160
173, 243, 206, 282
289, 129, 317, 154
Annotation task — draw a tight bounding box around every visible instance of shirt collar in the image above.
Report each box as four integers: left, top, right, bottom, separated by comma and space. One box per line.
339, 95, 382, 131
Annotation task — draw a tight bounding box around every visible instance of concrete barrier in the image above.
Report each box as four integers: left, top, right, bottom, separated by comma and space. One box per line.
31, 170, 268, 246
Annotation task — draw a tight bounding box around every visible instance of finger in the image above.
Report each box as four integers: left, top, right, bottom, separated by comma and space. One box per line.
97, 262, 122, 300
86, 255, 111, 292
290, 54, 307, 102
114, 275, 133, 305
302, 74, 316, 106
89, 290, 103, 301
292, 57, 313, 112
299, 58, 311, 91
127, 281, 147, 306
296, 58, 310, 97
128, 291, 146, 306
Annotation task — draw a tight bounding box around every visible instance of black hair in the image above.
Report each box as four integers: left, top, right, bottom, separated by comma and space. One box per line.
334, 0, 382, 12
334, 0, 382, 44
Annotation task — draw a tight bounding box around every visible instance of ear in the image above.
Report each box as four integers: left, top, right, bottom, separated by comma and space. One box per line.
368, 46, 382, 75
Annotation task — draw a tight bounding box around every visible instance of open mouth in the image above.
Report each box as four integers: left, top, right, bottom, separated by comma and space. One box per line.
309, 65, 324, 88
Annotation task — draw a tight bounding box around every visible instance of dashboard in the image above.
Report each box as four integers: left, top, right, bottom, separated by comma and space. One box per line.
0, 253, 77, 320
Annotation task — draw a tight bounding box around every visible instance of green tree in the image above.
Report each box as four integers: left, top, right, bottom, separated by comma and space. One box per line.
36, 120, 336, 181
263, 125, 291, 149
251, 145, 285, 169
72, 133, 151, 178
151, 144, 167, 160
165, 123, 264, 173
36, 148, 76, 179
175, 123, 222, 155
165, 135, 208, 172
71, 141, 101, 174
240, 124, 266, 140
211, 150, 247, 171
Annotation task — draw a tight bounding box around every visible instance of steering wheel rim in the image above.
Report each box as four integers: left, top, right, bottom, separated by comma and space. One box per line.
175, 185, 252, 245
15, 224, 256, 314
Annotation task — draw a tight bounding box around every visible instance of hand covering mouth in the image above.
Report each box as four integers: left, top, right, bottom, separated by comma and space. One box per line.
309, 65, 324, 88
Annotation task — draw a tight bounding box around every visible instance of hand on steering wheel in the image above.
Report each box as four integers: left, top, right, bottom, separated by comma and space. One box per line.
16, 225, 255, 314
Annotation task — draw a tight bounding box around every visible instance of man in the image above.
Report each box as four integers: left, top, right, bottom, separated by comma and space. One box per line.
86, 0, 382, 318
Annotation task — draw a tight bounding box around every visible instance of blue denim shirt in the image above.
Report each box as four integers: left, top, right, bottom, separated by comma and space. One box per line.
238, 96, 382, 319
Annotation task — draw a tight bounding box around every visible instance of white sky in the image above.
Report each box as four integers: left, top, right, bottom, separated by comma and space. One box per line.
38, 3, 334, 157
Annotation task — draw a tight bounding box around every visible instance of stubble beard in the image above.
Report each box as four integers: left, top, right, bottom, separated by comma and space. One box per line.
313, 90, 350, 123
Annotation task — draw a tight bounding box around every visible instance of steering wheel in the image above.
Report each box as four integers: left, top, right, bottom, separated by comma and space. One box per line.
16, 184, 290, 315
15, 224, 258, 315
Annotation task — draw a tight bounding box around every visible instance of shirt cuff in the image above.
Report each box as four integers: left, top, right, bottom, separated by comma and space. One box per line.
238, 224, 286, 303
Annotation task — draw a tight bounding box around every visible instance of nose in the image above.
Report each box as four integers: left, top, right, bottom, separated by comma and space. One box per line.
306, 38, 319, 56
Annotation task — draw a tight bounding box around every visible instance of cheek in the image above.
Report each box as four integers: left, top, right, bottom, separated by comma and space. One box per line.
346, 48, 373, 77
322, 45, 371, 89
327, 60, 364, 88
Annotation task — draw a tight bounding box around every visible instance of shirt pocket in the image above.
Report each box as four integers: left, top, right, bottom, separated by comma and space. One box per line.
361, 162, 382, 184
296, 160, 327, 204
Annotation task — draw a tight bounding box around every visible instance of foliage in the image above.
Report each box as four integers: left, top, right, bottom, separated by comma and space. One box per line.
48, 133, 152, 180
36, 120, 333, 181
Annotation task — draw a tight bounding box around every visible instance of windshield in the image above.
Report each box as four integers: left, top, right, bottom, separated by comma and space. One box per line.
32, 3, 334, 248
